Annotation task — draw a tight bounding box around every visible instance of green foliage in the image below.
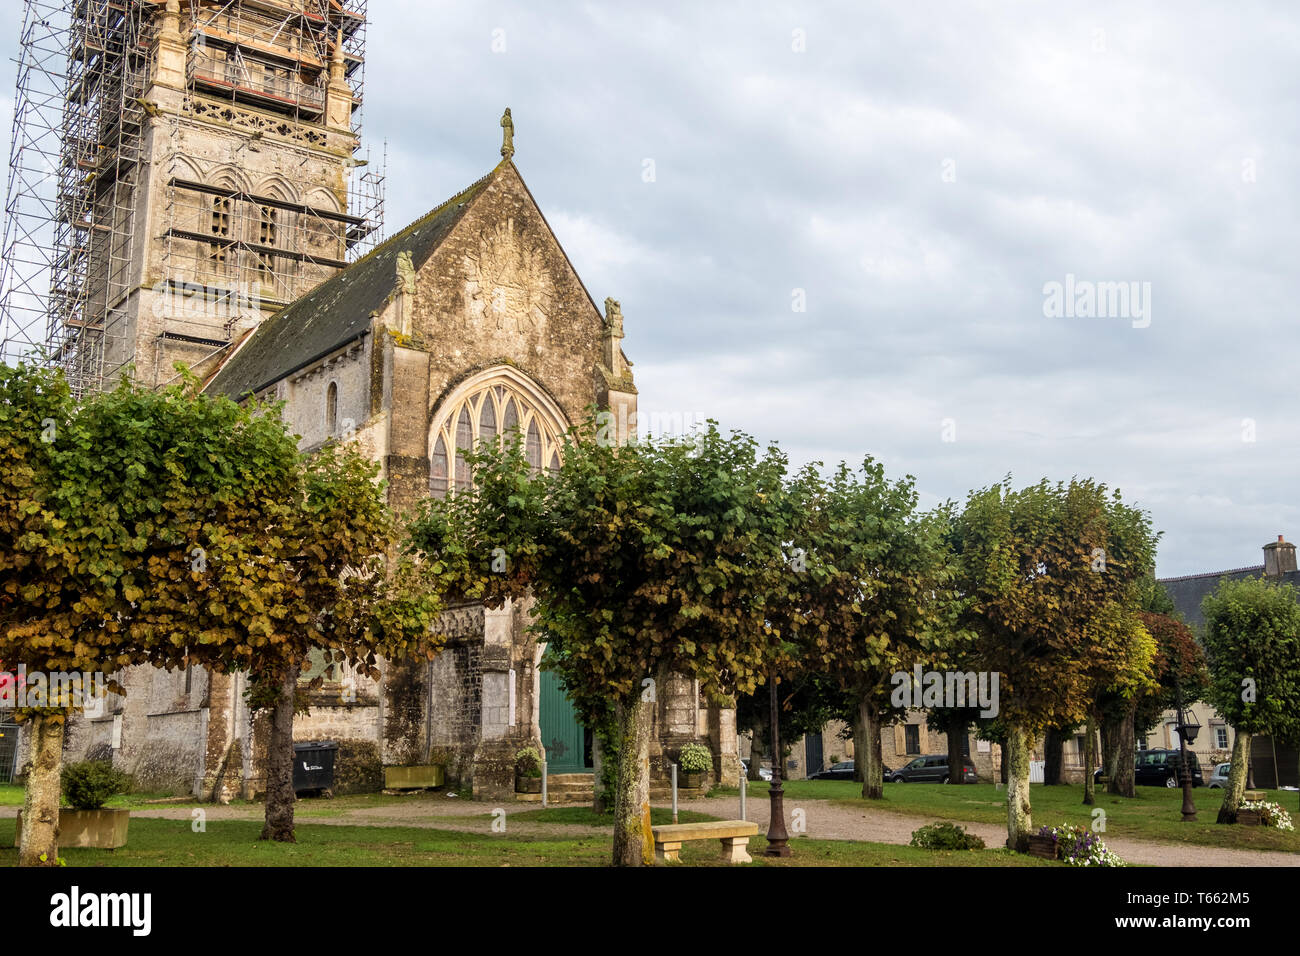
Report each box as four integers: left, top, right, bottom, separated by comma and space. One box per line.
61, 761, 130, 811
677, 742, 712, 773
514, 747, 543, 778
1132, 610, 1207, 735
951, 478, 1158, 735
411, 417, 793, 709
909, 821, 986, 850
1201, 576, 1300, 738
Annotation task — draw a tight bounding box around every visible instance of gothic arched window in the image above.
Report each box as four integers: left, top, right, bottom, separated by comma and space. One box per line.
427, 368, 567, 499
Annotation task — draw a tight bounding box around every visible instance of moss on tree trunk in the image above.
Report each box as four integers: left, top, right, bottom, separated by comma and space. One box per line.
611, 694, 653, 866
1005, 724, 1032, 852
1217, 729, 1251, 824
859, 698, 884, 799
18, 713, 64, 867
260, 664, 299, 843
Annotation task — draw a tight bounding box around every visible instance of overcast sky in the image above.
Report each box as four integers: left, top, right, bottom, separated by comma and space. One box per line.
3, 1, 1297, 576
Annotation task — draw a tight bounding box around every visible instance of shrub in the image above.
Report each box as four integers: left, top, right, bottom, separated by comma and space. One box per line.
909, 821, 986, 850
1037, 823, 1126, 866
514, 746, 543, 778
61, 761, 129, 811
678, 742, 712, 774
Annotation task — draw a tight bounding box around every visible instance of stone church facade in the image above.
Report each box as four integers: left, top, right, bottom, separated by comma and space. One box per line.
33, 1, 739, 801
65, 147, 741, 802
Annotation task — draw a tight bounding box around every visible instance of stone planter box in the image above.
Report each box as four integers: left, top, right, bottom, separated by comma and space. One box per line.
15, 809, 129, 850
1026, 835, 1059, 860
1236, 809, 1264, 826
383, 765, 445, 790
515, 776, 543, 794
679, 771, 704, 790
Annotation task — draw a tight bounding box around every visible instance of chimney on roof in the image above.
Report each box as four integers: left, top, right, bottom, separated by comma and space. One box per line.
1263, 534, 1297, 577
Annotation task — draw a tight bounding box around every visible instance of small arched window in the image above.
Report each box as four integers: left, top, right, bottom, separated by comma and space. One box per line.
325, 381, 338, 435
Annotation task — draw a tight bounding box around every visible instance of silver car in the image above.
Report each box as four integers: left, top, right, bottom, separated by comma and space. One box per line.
1206, 762, 1231, 788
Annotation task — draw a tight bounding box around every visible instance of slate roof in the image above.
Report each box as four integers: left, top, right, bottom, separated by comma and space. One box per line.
204, 167, 497, 400
1159, 565, 1300, 634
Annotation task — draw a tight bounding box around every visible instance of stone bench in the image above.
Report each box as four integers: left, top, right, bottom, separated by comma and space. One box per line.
652, 820, 759, 864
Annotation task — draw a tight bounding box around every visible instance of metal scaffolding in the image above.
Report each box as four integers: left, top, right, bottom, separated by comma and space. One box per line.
0, 0, 382, 394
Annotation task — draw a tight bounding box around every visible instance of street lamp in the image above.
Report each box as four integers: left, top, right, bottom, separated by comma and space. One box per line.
764, 672, 791, 856
1173, 682, 1201, 822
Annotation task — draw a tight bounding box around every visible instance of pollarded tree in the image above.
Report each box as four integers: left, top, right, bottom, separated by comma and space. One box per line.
0, 363, 300, 864
952, 478, 1157, 851
781, 460, 959, 801
139, 439, 448, 843
1201, 575, 1300, 823
410, 420, 795, 866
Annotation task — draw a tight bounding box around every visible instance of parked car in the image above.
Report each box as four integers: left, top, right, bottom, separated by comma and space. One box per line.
1136, 749, 1203, 788
1206, 762, 1231, 788
739, 758, 772, 782
1094, 750, 1204, 787
888, 754, 978, 783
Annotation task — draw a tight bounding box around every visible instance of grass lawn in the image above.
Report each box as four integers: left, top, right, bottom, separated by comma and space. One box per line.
0, 814, 1056, 867
742, 779, 1300, 853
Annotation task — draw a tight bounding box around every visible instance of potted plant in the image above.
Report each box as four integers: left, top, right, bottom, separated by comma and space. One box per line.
16, 760, 131, 851
514, 746, 543, 794
677, 742, 712, 789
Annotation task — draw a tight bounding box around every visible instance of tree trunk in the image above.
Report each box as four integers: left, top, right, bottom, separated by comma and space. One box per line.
859, 698, 884, 799
946, 714, 967, 784
1005, 724, 1032, 852
747, 718, 765, 781
18, 713, 65, 867
1100, 716, 1119, 786
591, 734, 605, 813
260, 664, 300, 843
999, 744, 1008, 784
1109, 706, 1136, 797
1216, 729, 1252, 824
852, 712, 865, 782
611, 694, 653, 866
1082, 719, 1096, 805
1042, 728, 1064, 785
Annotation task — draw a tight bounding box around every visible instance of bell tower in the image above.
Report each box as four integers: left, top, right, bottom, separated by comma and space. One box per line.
0, 0, 383, 393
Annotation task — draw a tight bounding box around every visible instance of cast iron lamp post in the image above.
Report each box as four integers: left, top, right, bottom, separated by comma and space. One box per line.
764, 673, 791, 856
1173, 682, 1201, 822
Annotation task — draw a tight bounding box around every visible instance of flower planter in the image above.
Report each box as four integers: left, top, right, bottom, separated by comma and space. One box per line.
1026, 834, 1059, 860
15, 808, 129, 850
1236, 809, 1263, 826
679, 771, 704, 790
515, 776, 543, 794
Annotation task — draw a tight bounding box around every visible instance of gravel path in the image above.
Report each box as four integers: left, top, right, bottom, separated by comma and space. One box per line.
675, 795, 1300, 867
5, 795, 1296, 865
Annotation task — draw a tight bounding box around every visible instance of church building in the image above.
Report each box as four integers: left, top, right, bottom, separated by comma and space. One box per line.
50, 3, 739, 802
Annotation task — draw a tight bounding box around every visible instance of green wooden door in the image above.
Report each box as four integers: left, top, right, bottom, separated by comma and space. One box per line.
539, 668, 587, 773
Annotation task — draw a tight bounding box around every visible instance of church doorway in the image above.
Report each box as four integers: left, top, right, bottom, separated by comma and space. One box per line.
538, 667, 592, 773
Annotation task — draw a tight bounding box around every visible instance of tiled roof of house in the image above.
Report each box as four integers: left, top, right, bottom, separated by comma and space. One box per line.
1159, 564, 1300, 633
